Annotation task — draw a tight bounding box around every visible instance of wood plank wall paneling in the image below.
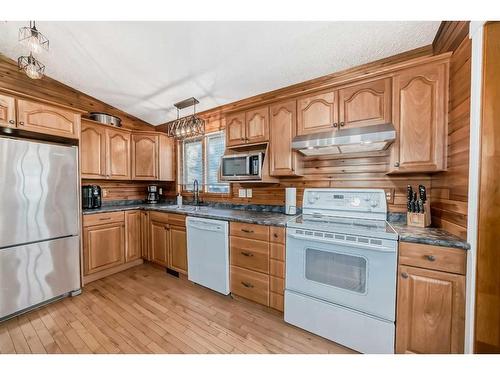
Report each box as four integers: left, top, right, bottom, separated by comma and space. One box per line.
0, 54, 154, 131
475, 21, 500, 354
82, 180, 173, 202
431, 29, 471, 239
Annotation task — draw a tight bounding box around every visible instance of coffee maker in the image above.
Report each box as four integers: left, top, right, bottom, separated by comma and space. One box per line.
82, 185, 102, 209
146, 184, 159, 204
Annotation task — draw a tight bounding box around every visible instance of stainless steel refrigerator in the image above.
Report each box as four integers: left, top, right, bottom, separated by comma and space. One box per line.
0, 136, 81, 320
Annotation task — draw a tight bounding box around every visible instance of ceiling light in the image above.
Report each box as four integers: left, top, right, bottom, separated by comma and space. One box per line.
167, 97, 205, 140
17, 53, 45, 80
18, 21, 49, 54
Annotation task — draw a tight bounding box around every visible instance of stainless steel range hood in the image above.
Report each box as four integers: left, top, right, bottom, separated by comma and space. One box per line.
292, 123, 396, 156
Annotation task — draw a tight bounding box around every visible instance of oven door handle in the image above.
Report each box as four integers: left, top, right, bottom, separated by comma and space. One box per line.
287, 233, 396, 253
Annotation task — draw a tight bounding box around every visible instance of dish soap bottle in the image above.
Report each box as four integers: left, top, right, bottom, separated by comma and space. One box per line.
177, 193, 183, 207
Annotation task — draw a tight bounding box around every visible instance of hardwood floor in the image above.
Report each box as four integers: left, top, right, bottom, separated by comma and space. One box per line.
0, 264, 354, 354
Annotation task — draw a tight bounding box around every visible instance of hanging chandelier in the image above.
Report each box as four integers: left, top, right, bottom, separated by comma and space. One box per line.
17, 21, 49, 80
18, 21, 49, 54
17, 52, 45, 80
167, 97, 205, 140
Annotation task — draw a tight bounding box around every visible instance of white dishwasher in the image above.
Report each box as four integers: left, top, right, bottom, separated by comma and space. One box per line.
186, 217, 230, 295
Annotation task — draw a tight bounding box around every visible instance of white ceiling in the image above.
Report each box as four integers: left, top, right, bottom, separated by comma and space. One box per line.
0, 21, 440, 125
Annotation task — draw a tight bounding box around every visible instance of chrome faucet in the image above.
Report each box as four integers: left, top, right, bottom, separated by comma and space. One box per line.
193, 179, 200, 206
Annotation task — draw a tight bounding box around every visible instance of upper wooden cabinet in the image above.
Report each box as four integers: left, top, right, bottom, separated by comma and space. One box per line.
338, 78, 392, 128
80, 120, 131, 180
131, 132, 174, 181
389, 61, 449, 173
107, 128, 131, 179
225, 106, 269, 147
0, 94, 16, 128
297, 90, 337, 136
269, 100, 302, 176
17, 99, 80, 139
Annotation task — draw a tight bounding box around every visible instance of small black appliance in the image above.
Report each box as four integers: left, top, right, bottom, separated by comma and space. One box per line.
82, 185, 102, 209
146, 184, 159, 204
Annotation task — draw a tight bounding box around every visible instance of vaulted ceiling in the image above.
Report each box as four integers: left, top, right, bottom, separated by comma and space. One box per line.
0, 21, 440, 125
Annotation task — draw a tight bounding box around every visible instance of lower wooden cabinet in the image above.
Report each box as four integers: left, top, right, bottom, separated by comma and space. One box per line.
83, 220, 125, 275
169, 225, 187, 274
396, 242, 466, 354
150, 217, 170, 266
125, 210, 142, 262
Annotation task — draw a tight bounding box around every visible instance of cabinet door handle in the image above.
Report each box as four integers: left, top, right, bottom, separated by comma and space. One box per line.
241, 229, 254, 233
9, 120, 15, 124
426, 255, 436, 261
394, 162, 400, 167
339, 122, 345, 127
401, 272, 409, 279
241, 281, 254, 288
273, 233, 279, 239
19, 121, 24, 125
333, 122, 338, 128
240, 251, 253, 257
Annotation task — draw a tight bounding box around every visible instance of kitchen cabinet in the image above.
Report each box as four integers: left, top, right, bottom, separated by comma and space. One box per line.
83, 214, 125, 275
107, 128, 131, 179
0, 94, 16, 128
17, 99, 80, 139
225, 106, 269, 147
297, 90, 337, 136
269, 100, 302, 176
141, 211, 150, 260
338, 78, 392, 128
229, 222, 285, 312
389, 61, 449, 173
80, 120, 131, 179
150, 217, 170, 266
396, 242, 466, 354
169, 225, 187, 274
131, 132, 174, 181
125, 210, 142, 262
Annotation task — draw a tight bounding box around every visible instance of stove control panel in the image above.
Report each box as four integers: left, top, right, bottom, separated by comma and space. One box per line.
302, 189, 387, 219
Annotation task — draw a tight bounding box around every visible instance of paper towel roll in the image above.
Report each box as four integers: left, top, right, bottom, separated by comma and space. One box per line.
285, 187, 297, 215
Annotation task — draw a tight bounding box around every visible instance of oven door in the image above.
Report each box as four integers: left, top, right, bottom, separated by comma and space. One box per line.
286, 228, 397, 321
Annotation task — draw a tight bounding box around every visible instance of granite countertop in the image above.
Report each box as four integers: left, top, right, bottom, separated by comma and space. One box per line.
390, 223, 470, 250
83, 203, 295, 227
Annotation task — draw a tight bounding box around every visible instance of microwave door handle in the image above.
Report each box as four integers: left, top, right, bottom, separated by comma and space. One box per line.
246, 156, 251, 175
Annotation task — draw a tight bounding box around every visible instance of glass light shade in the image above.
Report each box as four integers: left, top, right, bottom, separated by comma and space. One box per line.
18, 53, 45, 80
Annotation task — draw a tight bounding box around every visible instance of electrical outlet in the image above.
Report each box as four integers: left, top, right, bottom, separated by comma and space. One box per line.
159, 187, 163, 195
246, 188, 252, 198
102, 189, 108, 198
238, 188, 247, 198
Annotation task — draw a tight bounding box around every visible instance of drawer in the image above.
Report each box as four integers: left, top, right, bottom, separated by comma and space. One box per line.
230, 237, 269, 273
270, 275, 284, 295
83, 211, 124, 227
230, 222, 269, 241
149, 211, 169, 223
399, 242, 466, 275
168, 213, 186, 227
270, 292, 284, 312
230, 266, 269, 306
270, 227, 285, 244
270, 259, 285, 278
270, 243, 285, 261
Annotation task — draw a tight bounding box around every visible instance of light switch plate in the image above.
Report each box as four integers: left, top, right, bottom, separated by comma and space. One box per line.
246, 188, 253, 198
238, 188, 247, 198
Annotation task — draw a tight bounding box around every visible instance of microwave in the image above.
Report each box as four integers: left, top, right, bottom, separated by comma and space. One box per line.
220, 152, 263, 181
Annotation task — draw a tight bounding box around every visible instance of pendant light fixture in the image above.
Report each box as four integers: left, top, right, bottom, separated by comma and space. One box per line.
17, 52, 45, 80
18, 21, 49, 54
17, 21, 49, 80
167, 97, 205, 140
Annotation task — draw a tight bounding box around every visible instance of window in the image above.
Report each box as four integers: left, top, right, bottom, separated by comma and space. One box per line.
181, 131, 229, 194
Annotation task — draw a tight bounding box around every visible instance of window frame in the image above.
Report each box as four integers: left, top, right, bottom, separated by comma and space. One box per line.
179, 130, 230, 197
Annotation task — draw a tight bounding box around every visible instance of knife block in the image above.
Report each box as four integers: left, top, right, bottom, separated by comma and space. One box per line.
407, 202, 431, 227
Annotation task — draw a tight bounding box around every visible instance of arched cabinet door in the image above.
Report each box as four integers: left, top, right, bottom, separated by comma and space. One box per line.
131, 134, 158, 179
81, 122, 107, 178
226, 112, 246, 147
389, 61, 448, 173
0, 94, 15, 128
245, 106, 269, 144
107, 128, 131, 179
297, 90, 337, 136
338, 78, 392, 129
17, 99, 80, 139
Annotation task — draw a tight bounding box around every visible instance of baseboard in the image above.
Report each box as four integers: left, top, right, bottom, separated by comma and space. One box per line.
83, 258, 144, 285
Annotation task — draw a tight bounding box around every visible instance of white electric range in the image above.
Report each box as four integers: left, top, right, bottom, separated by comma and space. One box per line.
285, 188, 398, 354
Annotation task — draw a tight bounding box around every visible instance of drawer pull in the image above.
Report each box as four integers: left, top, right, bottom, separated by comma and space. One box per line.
240, 251, 253, 257
426, 255, 436, 261
273, 233, 279, 238
401, 272, 409, 279
241, 229, 254, 233
99, 217, 112, 221
241, 281, 254, 288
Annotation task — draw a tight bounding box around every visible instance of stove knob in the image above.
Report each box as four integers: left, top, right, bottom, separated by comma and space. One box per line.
370, 200, 379, 208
